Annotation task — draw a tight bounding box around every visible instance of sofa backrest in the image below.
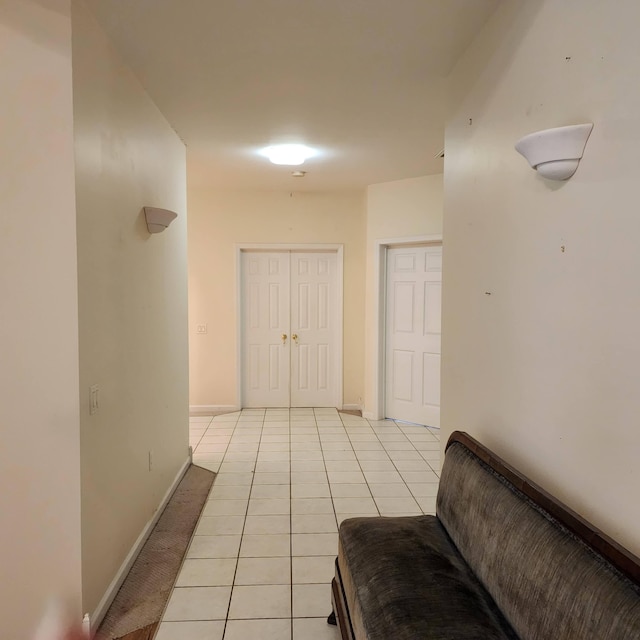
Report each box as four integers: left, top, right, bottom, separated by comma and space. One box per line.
437, 434, 640, 640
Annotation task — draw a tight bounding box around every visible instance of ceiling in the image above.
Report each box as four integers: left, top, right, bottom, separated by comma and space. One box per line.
86, 0, 500, 191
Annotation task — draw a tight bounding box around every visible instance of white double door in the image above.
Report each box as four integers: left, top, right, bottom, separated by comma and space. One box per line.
385, 244, 442, 427
241, 250, 339, 408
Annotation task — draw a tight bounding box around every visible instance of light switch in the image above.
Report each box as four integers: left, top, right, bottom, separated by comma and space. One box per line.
90, 385, 99, 415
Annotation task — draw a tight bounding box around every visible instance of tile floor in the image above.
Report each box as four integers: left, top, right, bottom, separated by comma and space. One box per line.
156, 408, 441, 640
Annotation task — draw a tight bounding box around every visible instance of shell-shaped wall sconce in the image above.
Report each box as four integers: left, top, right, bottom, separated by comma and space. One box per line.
144, 207, 178, 234
515, 123, 593, 180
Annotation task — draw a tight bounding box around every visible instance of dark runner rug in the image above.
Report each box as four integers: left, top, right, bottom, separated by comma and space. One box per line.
97, 464, 215, 640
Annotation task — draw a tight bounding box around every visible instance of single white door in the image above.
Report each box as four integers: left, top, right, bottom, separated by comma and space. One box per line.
241, 250, 339, 408
290, 252, 338, 407
241, 252, 291, 407
385, 244, 442, 426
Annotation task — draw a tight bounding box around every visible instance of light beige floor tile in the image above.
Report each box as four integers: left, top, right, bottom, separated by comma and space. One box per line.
320, 441, 353, 451
213, 472, 253, 486
192, 453, 224, 463
406, 482, 439, 497
374, 497, 421, 513
290, 449, 324, 461
292, 514, 338, 534
386, 450, 423, 461
155, 620, 224, 640
357, 459, 396, 472
321, 450, 357, 461
293, 617, 342, 640
255, 461, 290, 473
392, 459, 433, 472
292, 556, 335, 584
420, 449, 440, 460
218, 461, 256, 474
368, 483, 413, 498
293, 584, 333, 617
257, 447, 290, 457
323, 460, 361, 472
329, 484, 372, 498
235, 556, 291, 585
319, 434, 350, 442
399, 470, 439, 483
290, 441, 322, 451
163, 586, 231, 621
228, 585, 292, 619
350, 441, 384, 451
224, 619, 291, 640
332, 497, 378, 514
291, 533, 338, 556
195, 516, 245, 536
187, 535, 241, 559
223, 451, 258, 462
362, 470, 403, 484
176, 558, 237, 586
261, 434, 290, 442
253, 472, 291, 485
248, 498, 291, 516
291, 498, 334, 515
291, 460, 326, 472
240, 533, 291, 558
291, 471, 328, 484
193, 461, 220, 472
291, 484, 331, 499
291, 434, 321, 442
203, 499, 248, 517
251, 483, 290, 499
327, 471, 366, 484
347, 434, 378, 441
208, 485, 251, 500
244, 514, 291, 535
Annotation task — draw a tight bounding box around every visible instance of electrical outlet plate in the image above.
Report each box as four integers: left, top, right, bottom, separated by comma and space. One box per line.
196, 324, 208, 334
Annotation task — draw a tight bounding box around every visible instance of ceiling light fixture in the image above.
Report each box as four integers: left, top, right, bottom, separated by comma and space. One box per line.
261, 144, 315, 166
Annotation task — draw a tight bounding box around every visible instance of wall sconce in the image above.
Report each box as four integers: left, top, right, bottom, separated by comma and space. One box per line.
515, 123, 593, 180
144, 207, 178, 234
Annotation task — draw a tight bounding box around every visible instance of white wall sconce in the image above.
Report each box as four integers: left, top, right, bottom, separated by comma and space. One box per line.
144, 207, 178, 234
515, 123, 593, 180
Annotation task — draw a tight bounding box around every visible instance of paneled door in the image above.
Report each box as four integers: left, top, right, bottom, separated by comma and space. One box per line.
385, 244, 442, 426
241, 250, 339, 407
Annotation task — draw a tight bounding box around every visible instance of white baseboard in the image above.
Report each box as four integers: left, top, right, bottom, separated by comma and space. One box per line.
189, 404, 240, 416
341, 404, 362, 412
90, 455, 192, 633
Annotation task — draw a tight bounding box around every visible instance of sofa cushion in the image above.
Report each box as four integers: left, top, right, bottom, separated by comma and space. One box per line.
337, 515, 519, 640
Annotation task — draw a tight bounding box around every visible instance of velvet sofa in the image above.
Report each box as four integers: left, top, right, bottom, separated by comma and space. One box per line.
329, 431, 640, 639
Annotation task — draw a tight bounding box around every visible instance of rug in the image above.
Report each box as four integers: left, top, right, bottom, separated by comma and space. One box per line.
97, 464, 215, 639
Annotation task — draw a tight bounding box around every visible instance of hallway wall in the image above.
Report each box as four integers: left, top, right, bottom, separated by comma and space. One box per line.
72, 0, 189, 615
0, 2, 81, 638
442, 0, 640, 555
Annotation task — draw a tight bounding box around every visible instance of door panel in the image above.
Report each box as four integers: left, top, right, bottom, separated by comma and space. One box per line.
385, 245, 442, 426
290, 252, 337, 407
241, 252, 290, 407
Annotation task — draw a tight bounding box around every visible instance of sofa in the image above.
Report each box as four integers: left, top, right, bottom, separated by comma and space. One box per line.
329, 431, 640, 639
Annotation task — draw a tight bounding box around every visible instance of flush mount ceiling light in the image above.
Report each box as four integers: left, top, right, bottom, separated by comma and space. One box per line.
515, 123, 593, 180
261, 144, 316, 166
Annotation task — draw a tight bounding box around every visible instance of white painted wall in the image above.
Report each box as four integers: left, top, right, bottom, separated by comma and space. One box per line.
188, 188, 366, 410
442, 0, 640, 555
0, 2, 82, 638
363, 175, 443, 417
72, 0, 189, 615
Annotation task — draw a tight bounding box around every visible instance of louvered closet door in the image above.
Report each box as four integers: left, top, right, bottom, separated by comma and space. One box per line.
241, 250, 339, 408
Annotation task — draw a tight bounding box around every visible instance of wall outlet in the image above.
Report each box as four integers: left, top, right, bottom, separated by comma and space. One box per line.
196, 324, 208, 334
90, 385, 99, 415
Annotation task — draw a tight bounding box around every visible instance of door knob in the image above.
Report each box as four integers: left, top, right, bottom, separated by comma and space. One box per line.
281, 333, 288, 344
292, 333, 298, 344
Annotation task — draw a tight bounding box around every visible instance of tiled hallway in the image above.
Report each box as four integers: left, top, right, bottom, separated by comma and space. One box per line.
156, 408, 441, 640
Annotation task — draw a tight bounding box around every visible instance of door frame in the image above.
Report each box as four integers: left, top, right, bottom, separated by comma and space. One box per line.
235, 243, 344, 409
368, 234, 443, 421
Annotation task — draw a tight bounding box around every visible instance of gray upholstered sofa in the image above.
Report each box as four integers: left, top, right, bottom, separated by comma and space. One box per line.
329, 431, 640, 639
